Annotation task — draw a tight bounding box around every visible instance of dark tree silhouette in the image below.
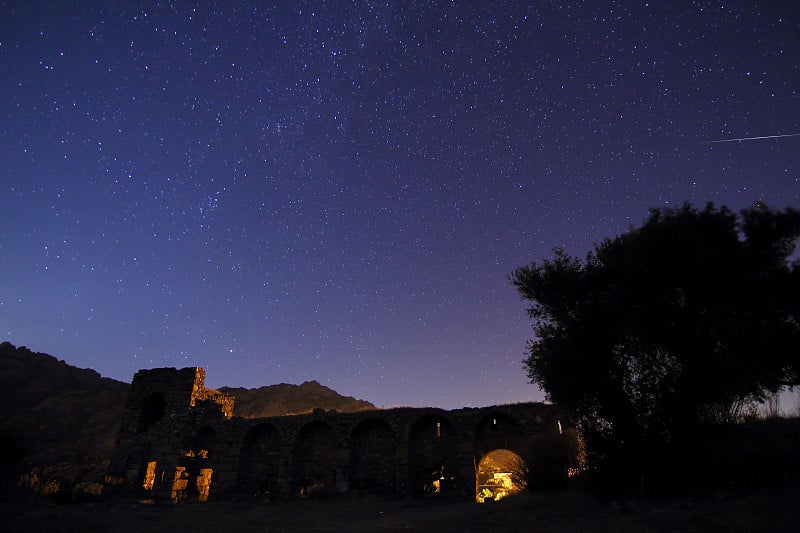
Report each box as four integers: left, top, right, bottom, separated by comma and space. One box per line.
511, 202, 800, 493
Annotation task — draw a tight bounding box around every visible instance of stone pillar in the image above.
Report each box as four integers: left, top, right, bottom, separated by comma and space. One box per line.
196, 468, 213, 502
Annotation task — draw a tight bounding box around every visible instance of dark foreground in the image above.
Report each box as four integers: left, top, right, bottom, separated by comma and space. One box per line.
3, 489, 799, 532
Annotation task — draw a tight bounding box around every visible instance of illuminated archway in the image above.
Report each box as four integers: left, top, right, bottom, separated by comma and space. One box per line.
476, 449, 527, 503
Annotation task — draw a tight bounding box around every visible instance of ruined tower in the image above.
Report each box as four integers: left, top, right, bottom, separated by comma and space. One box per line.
105, 367, 234, 501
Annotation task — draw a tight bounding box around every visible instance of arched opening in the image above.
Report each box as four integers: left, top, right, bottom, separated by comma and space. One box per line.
476, 449, 527, 503
474, 413, 522, 456
193, 426, 217, 458
171, 427, 216, 502
137, 392, 166, 433
291, 421, 337, 497
239, 423, 281, 495
350, 419, 396, 494
408, 414, 459, 496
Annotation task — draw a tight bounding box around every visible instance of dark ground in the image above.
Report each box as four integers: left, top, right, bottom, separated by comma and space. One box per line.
3, 489, 799, 532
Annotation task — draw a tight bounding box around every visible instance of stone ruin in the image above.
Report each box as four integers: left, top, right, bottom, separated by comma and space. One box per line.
105, 366, 565, 502
104, 367, 233, 501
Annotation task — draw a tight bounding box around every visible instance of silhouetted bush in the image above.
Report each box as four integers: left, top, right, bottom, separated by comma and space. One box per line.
581, 417, 800, 498
0, 427, 28, 501
688, 418, 800, 491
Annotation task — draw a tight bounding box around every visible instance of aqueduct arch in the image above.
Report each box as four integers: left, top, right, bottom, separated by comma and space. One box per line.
239, 423, 281, 494
474, 412, 525, 457
476, 448, 527, 503
409, 414, 460, 495
350, 418, 396, 493
291, 420, 338, 495
106, 367, 572, 502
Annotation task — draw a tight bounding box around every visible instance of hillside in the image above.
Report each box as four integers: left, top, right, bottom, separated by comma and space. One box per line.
0, 342, 376, 497
0, 342, 129, 493
222, 381, 376, 417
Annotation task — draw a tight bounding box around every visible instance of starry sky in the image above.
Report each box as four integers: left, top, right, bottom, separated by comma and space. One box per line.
1, 1, 798, 410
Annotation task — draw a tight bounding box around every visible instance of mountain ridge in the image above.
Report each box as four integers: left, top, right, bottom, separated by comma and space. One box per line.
221, 380, 375, 418
0, 341, 376, 496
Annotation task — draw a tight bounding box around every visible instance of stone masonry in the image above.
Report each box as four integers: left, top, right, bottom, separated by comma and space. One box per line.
105, 367, 566, 502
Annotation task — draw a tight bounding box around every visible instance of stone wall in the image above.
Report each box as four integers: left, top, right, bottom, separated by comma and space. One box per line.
105, 367, 234, 498
106, 367, 568, 502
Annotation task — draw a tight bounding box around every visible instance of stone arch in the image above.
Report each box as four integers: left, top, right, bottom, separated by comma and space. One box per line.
474, 412, 523, 458
291, 420, 338, 496
350, 418, 396, 494
475, 449, 527, 503
137, 392, 166, 433
239, 423, 281, 495
408, 413, 459, 495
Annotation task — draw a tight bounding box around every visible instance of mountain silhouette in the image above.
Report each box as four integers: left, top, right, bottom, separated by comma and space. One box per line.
221, 381, 375, 417
0, 341, 375, 495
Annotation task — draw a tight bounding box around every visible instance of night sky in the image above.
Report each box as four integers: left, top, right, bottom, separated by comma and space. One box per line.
1, 2, 798, 409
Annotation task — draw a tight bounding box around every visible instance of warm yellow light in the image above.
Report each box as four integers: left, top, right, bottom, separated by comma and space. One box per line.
143, 461, 157, 491
476, 449, 527, 503
196, 468, 213, 502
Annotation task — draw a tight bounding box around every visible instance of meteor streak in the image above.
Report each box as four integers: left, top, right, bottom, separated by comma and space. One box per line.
701, 133, 800, 144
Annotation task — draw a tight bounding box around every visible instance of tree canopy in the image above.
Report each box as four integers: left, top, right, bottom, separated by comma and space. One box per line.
511, 203, 800, 489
